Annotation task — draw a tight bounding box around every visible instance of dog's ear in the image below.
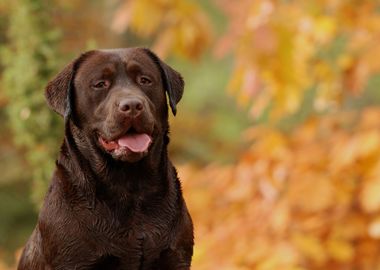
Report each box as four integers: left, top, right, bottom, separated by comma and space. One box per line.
45, 51, 94, 118
142, 48, 184, 116
45, 61, 74, 117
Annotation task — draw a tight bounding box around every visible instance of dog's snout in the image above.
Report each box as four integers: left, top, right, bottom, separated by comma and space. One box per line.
118, 98, 144, 117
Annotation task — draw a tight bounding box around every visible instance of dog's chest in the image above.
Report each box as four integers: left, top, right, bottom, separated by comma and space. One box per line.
81, 196, 173, 258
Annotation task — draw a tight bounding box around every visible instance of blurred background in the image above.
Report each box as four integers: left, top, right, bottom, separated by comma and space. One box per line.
1, 0, 380, 269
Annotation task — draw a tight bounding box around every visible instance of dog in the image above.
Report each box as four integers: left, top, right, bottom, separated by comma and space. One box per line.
17, 48, 194, 270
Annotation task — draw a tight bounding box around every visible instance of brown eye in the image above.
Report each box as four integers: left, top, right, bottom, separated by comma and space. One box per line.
137, 75, 152, 86
92, 80, 110, 90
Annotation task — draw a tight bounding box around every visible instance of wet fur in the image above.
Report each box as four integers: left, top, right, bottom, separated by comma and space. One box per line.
18, 48, 194, 270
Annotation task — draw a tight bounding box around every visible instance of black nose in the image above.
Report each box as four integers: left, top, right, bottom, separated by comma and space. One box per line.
118, 98, 144, 117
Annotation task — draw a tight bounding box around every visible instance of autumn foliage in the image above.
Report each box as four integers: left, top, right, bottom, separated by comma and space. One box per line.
216, 0, 380, 118
112, 0, 212, 59
181, 108, 380, 269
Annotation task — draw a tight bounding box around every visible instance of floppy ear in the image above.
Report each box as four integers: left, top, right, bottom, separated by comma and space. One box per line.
45, 61, 75, 117
45, 51, 94, 118
142, 48, 184, 116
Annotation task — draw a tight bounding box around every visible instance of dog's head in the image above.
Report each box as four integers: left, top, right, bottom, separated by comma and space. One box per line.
45, 48, 184, 162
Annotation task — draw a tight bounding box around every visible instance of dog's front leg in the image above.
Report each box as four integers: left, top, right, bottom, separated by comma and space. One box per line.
156, 211, 194, 270
156, 247, 192, 270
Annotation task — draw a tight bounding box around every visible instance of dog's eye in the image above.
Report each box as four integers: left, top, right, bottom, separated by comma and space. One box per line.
92, 80, 110, 90
137, 75, 152, 86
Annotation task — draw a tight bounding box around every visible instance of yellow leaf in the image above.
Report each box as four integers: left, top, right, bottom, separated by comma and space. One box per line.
360, 177, 380, 213
368, 216, 380, 239
292, 233, 327, 264
356, 131, 380, 158
313, 16, 336, 43
129, 0, 164, 36
287, 173, 334, 212
326, 238, 354, 262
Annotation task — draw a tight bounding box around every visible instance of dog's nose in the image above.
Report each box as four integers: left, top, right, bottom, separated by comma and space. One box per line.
118, 98, 144, 117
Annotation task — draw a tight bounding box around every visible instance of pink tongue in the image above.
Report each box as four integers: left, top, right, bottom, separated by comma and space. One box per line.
117, 133, 152, 153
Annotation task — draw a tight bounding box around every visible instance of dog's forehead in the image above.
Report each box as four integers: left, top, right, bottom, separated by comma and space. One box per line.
75, 48, 160, 79
85, 48, 158, 70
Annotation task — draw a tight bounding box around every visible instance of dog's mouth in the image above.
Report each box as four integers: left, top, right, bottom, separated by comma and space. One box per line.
99, 129, 152, 154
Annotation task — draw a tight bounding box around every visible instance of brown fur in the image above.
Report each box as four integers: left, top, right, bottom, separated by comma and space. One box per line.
18, 48, 194, 270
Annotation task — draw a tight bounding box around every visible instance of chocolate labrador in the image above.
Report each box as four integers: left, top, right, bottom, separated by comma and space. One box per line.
17, 48, 193, 270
